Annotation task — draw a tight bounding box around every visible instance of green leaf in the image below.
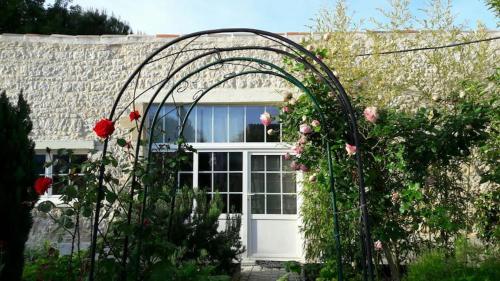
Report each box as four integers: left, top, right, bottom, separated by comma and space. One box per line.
117, 138, 128, 147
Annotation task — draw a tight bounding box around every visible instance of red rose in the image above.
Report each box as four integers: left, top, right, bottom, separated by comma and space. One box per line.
93, 118, 115, 138
34, 177, 52, 195
129, 110, 141, 121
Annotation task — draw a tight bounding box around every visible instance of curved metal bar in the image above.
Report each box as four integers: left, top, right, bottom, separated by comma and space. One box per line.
89, 28, 373, 281
144, 57, 342, 279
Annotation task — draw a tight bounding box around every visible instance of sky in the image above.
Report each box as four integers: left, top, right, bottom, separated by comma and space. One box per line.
52, 0, 498, 34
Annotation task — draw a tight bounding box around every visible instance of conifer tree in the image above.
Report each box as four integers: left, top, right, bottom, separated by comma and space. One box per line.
0, 91, 38, 281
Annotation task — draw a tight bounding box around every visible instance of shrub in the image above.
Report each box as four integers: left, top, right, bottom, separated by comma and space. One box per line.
0, 91, 38, 281
404, 239, 500, 281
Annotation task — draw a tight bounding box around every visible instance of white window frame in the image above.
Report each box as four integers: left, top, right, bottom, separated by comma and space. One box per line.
34, 141, 93, 206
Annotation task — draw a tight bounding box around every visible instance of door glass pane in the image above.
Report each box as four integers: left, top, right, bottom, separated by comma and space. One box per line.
229, 194, 242, 213
228, 106, 244, 142
219, 193, 228, 213
164, 106, 178, 143
179, 173, 193, 188
251, 194, 265, 214
179, 106, 195, 142
251, 155, 264, 171
282, 173, 296, 193
214, 106, 228, 142
283, 195, 297, 214
213, 173, 227, 192
229, 173, 242, 192
229, 152, 242, 171
199, 152, 212, 171
267, 155, 280, 171
266, 195, 281, 214
197, 105, 212, 142
246, 106, 265, 142
34, 155, 45, 175
266, 106, 281, 142
266, 173, 280, 193
213, 152, 227, 171
251, 173, 265, 193
198, 173, 211, 192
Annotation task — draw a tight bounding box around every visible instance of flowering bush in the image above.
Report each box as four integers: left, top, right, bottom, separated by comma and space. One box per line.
279, 2, 499, 279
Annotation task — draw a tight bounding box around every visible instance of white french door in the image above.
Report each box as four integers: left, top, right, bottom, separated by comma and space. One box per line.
245, 152, 303, 260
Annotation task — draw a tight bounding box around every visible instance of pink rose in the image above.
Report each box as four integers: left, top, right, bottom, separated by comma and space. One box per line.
311, 120, 320, 127
298, 135, 308, 145
300, 124, 312, 134
299, 164, 309, 172
291, 145, 304, 155
363, 106, 379, 123
260, 112, 272, 126
282, 106, 290, 113
345, 143, 357, 156
391, 191, 400, 204
284, 153, 291, 160
290, 161, 300, 171
374, 240, 383, 251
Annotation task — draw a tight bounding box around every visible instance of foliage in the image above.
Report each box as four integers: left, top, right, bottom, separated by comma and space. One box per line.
404, 238, 500, 281
0, 91, 38, 281
0, 0, 131, 35
31, 143, 243, 280
281, 1, 499, 280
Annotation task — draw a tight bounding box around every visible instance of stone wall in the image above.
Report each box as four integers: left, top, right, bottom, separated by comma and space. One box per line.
0, 32, 306, 251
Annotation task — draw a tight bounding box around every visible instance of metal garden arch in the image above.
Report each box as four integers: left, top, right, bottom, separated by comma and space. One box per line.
88, 28, 374, 281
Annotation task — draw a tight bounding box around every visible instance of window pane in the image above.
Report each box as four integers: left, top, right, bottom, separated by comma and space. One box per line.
198, 173, 212, 192
51, 175, 65, 195
229, 194, 242, 213
214, 106, 228, 142
229, 173, 242, 192
246, 106, 265, 142
164, 106, 179, 143
251, 194, 265, 214
179, 173, 193, 188
229, 152, 242, 171
71, 155, 87, 173
213, 173, 227, 192
179, 106, 195, 142
228, 106, 244, 142
149, 104, 163, 143
251, 173, 265, 193
199, 152, 212, 171
251, 155, 264, 171
282, 155, 293, 172
266, 195, 281, 214
283, 173, 296, 193
179, 153, 193, 171
34, 155, 45, 175
267, 155, 280, 171
213, 152, 227, 171
266, 173, 281, 193
283, 195, 297, 214
197, 105, 212, 142
53, 155, 69, 174
266, 106, 281, 142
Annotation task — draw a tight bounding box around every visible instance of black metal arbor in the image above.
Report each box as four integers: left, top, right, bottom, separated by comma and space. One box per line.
88, 28, 374, 281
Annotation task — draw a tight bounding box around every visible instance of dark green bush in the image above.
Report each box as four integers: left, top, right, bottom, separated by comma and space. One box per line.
0, 92, 37, 281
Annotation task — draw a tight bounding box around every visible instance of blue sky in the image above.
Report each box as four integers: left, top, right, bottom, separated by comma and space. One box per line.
59, 0, 497, 34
